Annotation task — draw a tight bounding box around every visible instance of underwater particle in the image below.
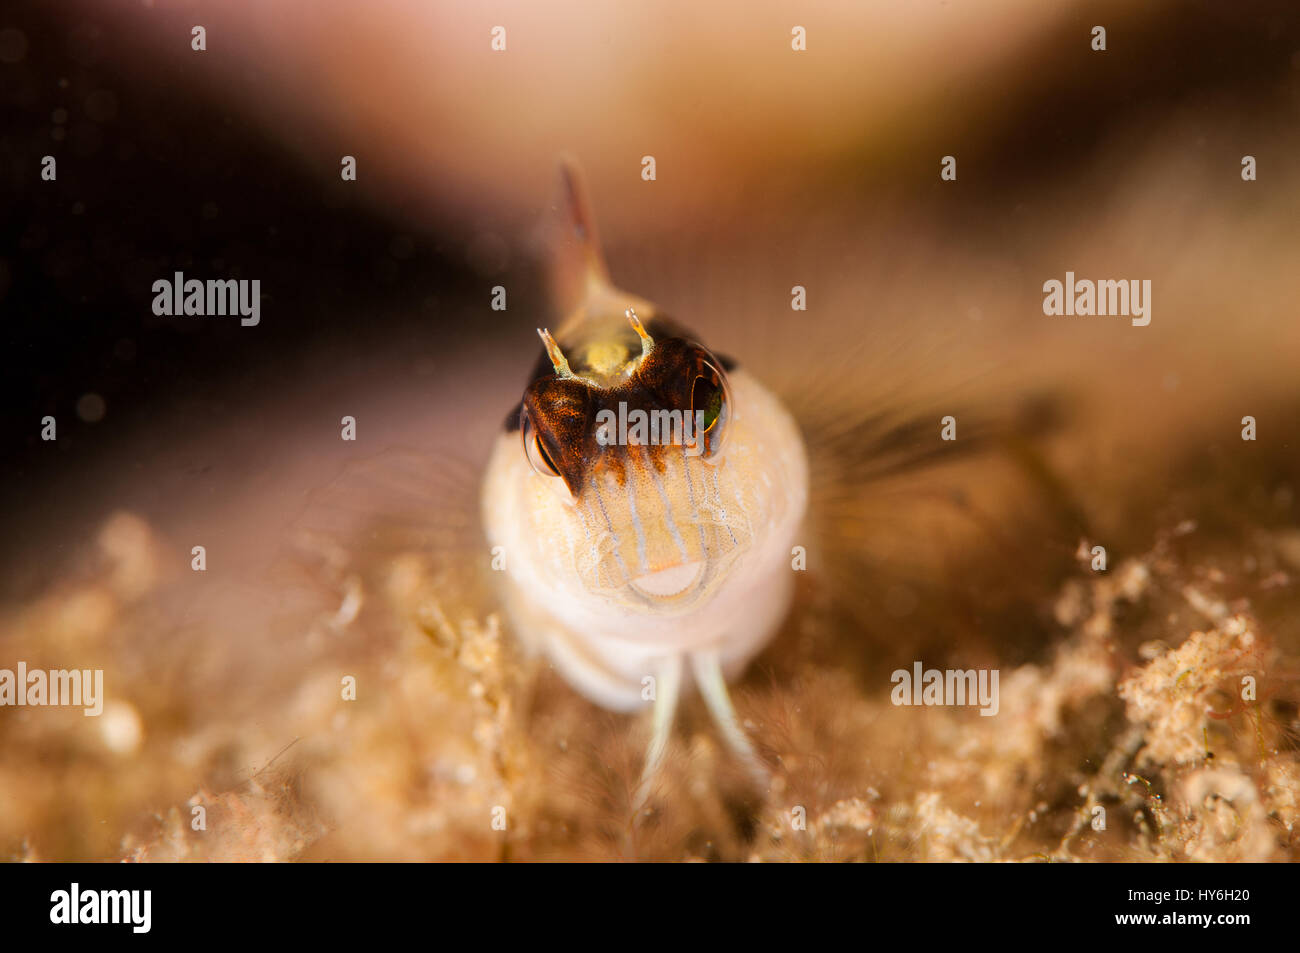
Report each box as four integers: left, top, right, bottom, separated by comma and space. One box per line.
100, 700, 144, 755
76, 392, 106, 423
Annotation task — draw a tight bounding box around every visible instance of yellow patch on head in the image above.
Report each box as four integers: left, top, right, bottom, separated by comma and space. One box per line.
583, 340, 636, 377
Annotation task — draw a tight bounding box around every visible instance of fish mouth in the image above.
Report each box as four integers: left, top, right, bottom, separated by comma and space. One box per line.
629, 560, 706, 602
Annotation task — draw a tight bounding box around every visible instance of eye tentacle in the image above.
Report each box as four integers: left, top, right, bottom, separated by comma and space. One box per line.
625, 307, 654, 359
537, 327, 575, 379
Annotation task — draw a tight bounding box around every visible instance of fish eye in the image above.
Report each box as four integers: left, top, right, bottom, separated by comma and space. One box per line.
520, 406, 561, 477
690, 359, 732, 458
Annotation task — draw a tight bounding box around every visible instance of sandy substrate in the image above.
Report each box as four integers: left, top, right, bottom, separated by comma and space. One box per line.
2, 427, 1297, 862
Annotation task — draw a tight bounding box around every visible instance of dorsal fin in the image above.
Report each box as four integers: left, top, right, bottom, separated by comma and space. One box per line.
548, 157, 613, 318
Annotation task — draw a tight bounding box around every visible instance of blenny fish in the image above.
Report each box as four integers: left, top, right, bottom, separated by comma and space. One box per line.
482, 164, 809, 802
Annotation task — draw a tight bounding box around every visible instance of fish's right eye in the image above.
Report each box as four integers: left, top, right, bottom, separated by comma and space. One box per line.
520, 406, 561, 478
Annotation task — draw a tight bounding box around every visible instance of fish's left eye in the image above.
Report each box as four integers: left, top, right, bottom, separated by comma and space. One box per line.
689, 360, 732, 458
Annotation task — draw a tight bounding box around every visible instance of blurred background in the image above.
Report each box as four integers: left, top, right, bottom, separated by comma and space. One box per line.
1, 0, 1298, 861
